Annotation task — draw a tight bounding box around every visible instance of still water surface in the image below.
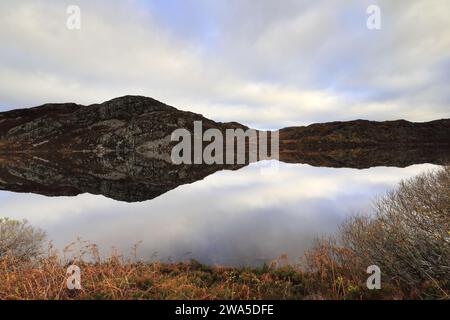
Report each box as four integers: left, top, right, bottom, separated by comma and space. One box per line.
0, 162, 438, 266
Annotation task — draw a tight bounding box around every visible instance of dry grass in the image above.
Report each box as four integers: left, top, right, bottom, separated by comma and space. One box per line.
0, 241, 446, 300
0, 246, 304, 300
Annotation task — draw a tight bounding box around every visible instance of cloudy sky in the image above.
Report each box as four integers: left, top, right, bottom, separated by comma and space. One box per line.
0, 0, 449, 129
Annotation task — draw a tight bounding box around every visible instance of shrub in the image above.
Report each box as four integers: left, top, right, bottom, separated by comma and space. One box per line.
340, 166, 449, 291
0, 218, 46, 261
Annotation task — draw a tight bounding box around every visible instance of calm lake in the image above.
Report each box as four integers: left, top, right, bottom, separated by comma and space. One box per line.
0, 161, 439, 266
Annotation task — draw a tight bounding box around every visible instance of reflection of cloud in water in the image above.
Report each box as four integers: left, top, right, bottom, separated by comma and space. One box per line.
0, 163, 439, 266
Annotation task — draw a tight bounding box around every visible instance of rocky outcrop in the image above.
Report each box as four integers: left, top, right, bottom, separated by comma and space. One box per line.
0, 95, 246, 153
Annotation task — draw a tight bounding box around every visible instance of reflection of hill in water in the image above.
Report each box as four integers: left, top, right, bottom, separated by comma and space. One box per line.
0, 145, 449, 202
0, 152, 243, 202
278, 144, 450, 169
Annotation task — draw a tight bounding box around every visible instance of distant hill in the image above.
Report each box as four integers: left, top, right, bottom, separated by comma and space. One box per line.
280, 118, 450, 146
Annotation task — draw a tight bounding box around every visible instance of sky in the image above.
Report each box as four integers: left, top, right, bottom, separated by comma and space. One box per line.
0, 0, 449, 129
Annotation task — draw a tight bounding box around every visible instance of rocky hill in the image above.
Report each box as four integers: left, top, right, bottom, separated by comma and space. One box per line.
0, 95, 246, 154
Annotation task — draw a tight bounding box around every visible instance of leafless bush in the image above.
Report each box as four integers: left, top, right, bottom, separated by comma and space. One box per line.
340, 166, 450, 288
0, 218, 46, 261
